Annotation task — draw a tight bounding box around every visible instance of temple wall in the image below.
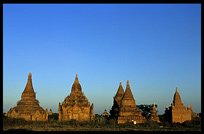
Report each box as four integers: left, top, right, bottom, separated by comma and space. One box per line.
172, 109, 191, 123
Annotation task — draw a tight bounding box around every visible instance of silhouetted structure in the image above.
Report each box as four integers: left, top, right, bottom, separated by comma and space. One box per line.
58, 74, 94, 121
110, 82, 124, 119
5, 73, 48, 121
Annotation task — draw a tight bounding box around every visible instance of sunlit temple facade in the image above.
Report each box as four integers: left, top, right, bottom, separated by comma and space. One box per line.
164, 87, 193, 123
111, 80, 146, 124
58, 74, 94, 121
5, 73, 48, 121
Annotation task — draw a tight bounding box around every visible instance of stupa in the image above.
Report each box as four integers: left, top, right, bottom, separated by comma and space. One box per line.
6, 73, 48, 121
102, 109, 109, 117
150, 102, 160, 122
164, 87, 191, 123
58, 74, 94, 121
117, 80, 145, 124
48, 109, 53, 115
110, 82, 124, 118
187, 104, 199, 118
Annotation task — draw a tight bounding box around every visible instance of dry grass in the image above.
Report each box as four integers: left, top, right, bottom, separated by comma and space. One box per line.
3, 117, 201, 131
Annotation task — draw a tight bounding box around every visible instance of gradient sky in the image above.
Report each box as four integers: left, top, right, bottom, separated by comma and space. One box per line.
3, 4, 201, 115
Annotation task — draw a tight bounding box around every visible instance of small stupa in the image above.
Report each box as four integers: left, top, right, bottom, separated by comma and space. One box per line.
102, 109, 109, 117
150, 102, 160, 122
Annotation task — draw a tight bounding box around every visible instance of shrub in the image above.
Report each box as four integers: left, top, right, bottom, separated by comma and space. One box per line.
3, 117, 28, 126
48, 113, 58, 121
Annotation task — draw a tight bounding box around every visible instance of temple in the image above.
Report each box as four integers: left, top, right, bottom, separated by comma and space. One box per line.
164, 87, 191, 123
5, 73, 48, 121
150, 102, 160, 122
102, 109, 109, 117
117, 80, 146, 124
110, 82, 124, 119
187, 104, 199, 118
58, 74, 94, 121
48, 109, 53, 115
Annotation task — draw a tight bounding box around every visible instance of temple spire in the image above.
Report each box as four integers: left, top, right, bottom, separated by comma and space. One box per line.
122, 80, 134, 100
74, 73, 79, 83
172, 87, 183, 107
116, 82, 124, 96
71, 73, 82, 92
24, 72, 34, 92
153, 102, 156, 109
21, 72, 36, 99
28, 72, 32, 79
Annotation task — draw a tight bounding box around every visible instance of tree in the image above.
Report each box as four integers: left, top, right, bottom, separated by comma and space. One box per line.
136, 104, 158, 117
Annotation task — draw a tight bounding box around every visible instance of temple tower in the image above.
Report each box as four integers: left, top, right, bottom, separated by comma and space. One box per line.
110, 82, 124, 119
102, 109, 109, 117
58, 74, 94, 121
164, 87, 191, 123
117, 80, 145, 124
150, 102, 160, 122
6, 73, 48, 121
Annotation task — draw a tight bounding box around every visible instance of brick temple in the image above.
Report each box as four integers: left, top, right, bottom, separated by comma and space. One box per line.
164, 87, 192, 123
150, 102, 160, 122
116, 80, 146, 124
5, 73, 48, 121
58, 74, 94, 121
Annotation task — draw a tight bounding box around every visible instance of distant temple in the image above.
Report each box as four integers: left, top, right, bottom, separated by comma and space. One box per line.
187, 104, 199, 118
150, 102, 160, 122
58, 74, 94, 121
164, 87, 192, 123
115, 80, 146, 124
48, 109, 53, 115
102, 109, 109, 117
5, 73, 48, 121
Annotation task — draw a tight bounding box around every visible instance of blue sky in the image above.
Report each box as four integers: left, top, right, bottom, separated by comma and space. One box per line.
3, 4, 201, 115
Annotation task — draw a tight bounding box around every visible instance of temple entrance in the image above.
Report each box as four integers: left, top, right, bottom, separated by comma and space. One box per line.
73, 114, 78, 120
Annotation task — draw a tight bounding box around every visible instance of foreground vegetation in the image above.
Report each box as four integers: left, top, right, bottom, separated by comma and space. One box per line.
3, 114, 201, 131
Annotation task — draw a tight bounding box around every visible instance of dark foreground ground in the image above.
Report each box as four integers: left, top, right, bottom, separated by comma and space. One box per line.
3, 116, 201, 131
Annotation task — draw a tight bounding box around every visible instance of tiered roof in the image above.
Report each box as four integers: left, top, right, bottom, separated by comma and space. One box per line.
63, 74, 91, 107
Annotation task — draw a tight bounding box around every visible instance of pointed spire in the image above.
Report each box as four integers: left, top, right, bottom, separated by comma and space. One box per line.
166, 104, 168, 109
22, 73, 35, 99
28, 72, 32, 79
152, 102, 157, 113
74, 73, 79, 83
172, 87, 183, 107
150, 102, 159, 122
153, 102, 156, 109
122, 80, 134, 100
71, 73, 82, 93
116, 82, 124, 96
